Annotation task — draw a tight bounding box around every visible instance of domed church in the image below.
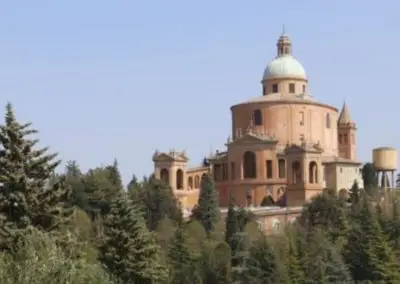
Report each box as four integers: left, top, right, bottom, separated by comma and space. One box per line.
152, 31, 363, 211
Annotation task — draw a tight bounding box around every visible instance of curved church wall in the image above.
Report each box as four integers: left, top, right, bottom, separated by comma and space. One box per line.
231, 101, 339, 157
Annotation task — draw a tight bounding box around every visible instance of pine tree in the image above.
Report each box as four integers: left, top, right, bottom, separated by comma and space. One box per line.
167, 225, 202, 284
99, 192, 168, 284
191, 174, 221, 234
105, 158, 123, 191
0, 103, 73, 249
344, 198, 400, 282
241, 236, 279, 284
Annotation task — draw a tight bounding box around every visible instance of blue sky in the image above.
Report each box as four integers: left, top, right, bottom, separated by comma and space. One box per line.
0, 1, 399, 185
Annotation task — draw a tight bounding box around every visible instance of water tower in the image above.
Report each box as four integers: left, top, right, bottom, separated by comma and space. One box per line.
372, 147, 397, 189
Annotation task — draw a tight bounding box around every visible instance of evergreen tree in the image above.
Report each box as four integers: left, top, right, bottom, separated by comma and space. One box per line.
285, 229, 305, 284
225, 196, 238, 246
167, 225, 202, 284
241, 236, 279, 284
100, 192, 168, 284
344, 198, 400, 282
191, 174, 220, 234
64, 161, 87, 210
302, 230, 352, 284
362, 162, 378, 195
349, 180, 361, 204
0, 103, 73, 249
213, 242, 232, 284
131, 177, 182, 231
230, 232, 250, 282
299, 191, 348, 244
105, 159, 123, 191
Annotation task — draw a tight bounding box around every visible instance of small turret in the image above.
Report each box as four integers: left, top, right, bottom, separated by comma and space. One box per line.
337, 103, 357, 160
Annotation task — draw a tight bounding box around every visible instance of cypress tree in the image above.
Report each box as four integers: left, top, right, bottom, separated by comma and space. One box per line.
191, 174, 220, 234
231, 232, 250, 282
167, 225, 202, 284
225, 196, 238, 245
0, 103, 73, 249
99, 192, 167, 284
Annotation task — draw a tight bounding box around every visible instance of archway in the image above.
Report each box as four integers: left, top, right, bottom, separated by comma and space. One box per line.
176, 169, 183, 190
309, 161, 318, 183
160, 168, 169, 185
291, 161, 301, 184
188, 176, 193, 189
194, 176, 200, 188
243, 151, 256, 178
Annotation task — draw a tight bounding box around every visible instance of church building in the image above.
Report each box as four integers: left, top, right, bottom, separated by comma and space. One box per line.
152, 31, 363, 212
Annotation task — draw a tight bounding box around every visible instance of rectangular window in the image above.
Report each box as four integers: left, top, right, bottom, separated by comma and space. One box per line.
213, 164, 221, 181
272, 84, 278, 93
289, 83, 295, 93
339, 134, 343, 144
343, 134, 348, 144
253, 109, 262, 126
222, 163, 228, 180
266, 160, 273, 179
299, 111, 304, 126
278, 159, 286, 178
230, 162, 235, 180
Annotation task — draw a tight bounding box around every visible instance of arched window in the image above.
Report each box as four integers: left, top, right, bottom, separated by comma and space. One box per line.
160, 168, 169, 185
194, 176, 200, 188
253, 109, 262, 126
326, 113, 331, 128
243, 151, 257, 178
291, 161, 301, 184
176, 169, 183, 190
188, 176, 193, 189
309, 161, 318, 184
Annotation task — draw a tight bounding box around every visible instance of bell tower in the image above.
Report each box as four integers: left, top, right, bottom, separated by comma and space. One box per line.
152, 149, 188, 191
337, 103, 356, 160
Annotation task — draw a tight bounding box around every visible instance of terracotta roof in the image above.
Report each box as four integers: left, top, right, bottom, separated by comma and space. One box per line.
338, 103, 353, 124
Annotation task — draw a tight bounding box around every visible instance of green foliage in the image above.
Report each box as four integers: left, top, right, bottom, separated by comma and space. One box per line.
99, 193, 168, 283
344, 197, 400, 282
0, 227, 114, 284
362, 162, 378, 194
241, 236, 280, 283
0, 103, 73, 250
191, 174, 221, 234
130, 177, 182, 231
167, 226, 202, 284
299, 191, 349, 243
225, 197, 238, 245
